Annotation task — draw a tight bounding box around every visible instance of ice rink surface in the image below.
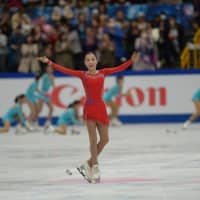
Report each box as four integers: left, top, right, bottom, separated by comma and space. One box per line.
0, 124, 200, 200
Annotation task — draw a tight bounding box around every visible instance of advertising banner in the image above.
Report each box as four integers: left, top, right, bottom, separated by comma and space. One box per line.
0, 73, 199, 123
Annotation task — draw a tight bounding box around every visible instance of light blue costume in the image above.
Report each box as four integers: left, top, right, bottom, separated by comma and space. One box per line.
104, 85, 120, 102
38, 73, 52, 103
3, 103, 26, 125
57, 108, 81, 126
26, 80, 39, 104
192, 89, 200, 101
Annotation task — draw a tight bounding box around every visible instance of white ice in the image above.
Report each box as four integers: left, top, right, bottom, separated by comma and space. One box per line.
0, 124, 200, 200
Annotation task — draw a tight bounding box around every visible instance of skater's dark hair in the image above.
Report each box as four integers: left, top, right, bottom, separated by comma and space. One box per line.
35, 72, 42, 81
73, 100, 81, 106
84, 51, 97, 58
68, 100, 81, 108
116, 75, 124, 82
14, 94, 25, 103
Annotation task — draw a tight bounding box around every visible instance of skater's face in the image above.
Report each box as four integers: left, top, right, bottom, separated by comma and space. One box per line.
19, 97, 27, 104
74, 103, 81, 112
117, 78, 124, 87
84, 53, 97, 71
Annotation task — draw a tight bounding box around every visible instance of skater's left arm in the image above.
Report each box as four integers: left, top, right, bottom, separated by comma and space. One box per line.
101, 52, 140, 75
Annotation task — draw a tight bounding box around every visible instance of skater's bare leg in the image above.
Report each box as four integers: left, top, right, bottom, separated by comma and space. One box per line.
46, 102, 53, 122
27, 100, 37, 123
106, 101, 119, 120
188, 101, 200, 122
183, 101, 200, 129
86, 120, 98, 166
88, 122, 109, 166
37, 99, 44, 116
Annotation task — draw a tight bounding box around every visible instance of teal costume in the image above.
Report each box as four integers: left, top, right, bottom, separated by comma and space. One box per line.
38, 73, 52, 103
192, 89, 200, 101
26, 80, 39, 104
57, 108, 81, 126
104, 85, 120, 102
3, 103, 26, 125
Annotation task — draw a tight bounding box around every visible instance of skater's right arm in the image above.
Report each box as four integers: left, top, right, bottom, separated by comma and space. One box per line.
37, 57, 84, 78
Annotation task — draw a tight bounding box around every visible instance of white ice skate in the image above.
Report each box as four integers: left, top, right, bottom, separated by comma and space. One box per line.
26, 122, 35, 132
182, 120, 191, 130
43, 125, 55, 134
77, 162, 92, 183
32, 121, 41, 131
44, 120, 51, 129
91, 164, 101, 183
71, 126, 81, 135
111, 118, 122, 126
15, 124, 27, 134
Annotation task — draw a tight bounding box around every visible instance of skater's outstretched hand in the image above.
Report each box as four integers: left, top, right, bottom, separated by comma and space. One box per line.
131, 52, 140, 63
37, 56, 50, 64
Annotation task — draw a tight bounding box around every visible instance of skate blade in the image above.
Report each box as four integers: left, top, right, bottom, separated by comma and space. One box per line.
91, 177, 101, 184
76, 167, 92, 183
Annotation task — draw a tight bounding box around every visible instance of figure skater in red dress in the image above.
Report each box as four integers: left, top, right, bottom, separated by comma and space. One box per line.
37, 52, 139, 183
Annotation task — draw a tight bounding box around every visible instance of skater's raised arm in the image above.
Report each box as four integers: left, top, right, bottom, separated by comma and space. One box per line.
37, 57, 84, 78
101, 52, 140, 75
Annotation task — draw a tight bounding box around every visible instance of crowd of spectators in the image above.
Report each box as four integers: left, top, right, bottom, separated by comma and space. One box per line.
0, 0, 199, 73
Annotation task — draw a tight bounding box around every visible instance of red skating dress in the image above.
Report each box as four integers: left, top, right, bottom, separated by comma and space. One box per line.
48, 60, 133, 125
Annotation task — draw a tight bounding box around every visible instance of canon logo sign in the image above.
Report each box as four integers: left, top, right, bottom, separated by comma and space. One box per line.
119, 87, 167, 107
50, 84, 167, 109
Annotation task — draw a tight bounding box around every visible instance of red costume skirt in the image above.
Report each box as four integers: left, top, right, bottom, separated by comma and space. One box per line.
83, 101, 109, 125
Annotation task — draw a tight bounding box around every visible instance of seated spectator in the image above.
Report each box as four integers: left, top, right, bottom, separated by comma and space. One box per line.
7, 26, 25, 72
67, 24, 83, 69
36, 16, 53, 37
7, 0, 22, 9
55, 32, 74, 68
115, 9, 129, 31
0, 26, 7, 72
63, 0, 74, 20
51, 6, 62, 24
82, 27, 98, 53
99, 33, 115, 67
11, 7, 31, 32
18, 35, 40, 73
74, 0, 89, 21
46, 25, 59, 47
136, 12, 147, 32
0, 7, 11, 36
167, 16, 185, 68
134, 31, 157, 70
125, 20, 140, 58
77, 13, 88, 43
104, 18, 126, 64
31, 25, 48, 54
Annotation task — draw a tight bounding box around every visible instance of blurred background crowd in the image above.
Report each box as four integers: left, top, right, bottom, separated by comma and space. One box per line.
0, 0, 199, 73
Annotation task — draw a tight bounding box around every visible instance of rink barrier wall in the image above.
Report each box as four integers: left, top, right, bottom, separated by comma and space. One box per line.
1, 69, 200, 125
1, 68, 200, 78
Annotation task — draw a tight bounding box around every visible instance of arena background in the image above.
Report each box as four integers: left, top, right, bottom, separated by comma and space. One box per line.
0, 0, 199, 125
